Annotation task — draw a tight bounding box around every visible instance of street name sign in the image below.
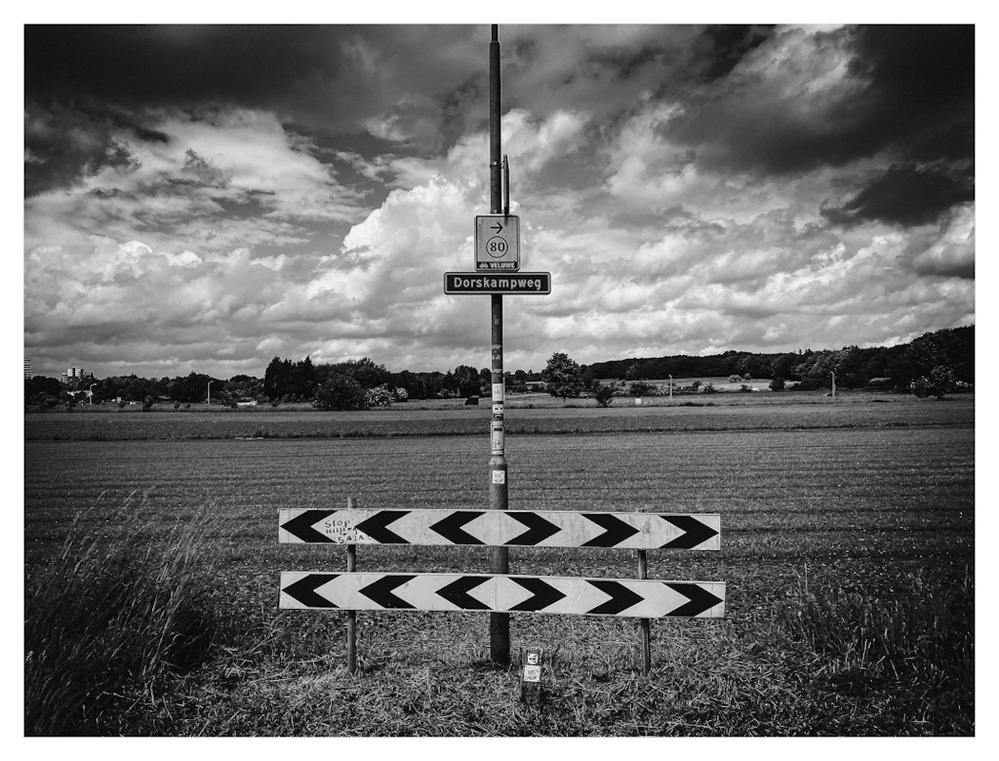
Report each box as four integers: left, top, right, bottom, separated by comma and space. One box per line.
279, 508, 721, 550
444, 272, 551, 295
475, 214, 520, 270
280, 572, 726, 619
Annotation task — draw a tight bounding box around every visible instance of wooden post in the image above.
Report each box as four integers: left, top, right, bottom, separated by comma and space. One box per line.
346, 496, 358, 674
637, 548, 651, 675
636, 503, 651, 675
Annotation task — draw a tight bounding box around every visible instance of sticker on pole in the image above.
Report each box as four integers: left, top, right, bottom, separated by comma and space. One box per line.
476, 215, 520, 271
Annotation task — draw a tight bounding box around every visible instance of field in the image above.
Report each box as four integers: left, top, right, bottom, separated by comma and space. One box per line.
23, 393, 975, 736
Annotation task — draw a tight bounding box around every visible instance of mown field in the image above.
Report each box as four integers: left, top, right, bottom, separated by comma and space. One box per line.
23, 394, 975, 736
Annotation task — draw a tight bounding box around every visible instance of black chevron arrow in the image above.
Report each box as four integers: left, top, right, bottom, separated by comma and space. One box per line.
283, 574, 339, 608
280, 510, 336, 543
666, 583, 724, 617
505, 512, 560, 546
586, 579, 644, 615
437, 576, 491, 610
658, 515, 720, 549
509, 577, 567, 611
354, 511, 410, 543
582, 513, 640, 547
429, 511, 485, 545
359, 575, 416, 609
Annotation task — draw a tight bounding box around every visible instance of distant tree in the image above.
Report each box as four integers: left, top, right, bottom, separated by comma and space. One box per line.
320, 358, 391, 390
594, 383, 615, 408
769, 377, 786, 392
263, 356, 319, 401
913, 365, 958, 400
25, 376, 62, 399
452, 365, 482, 397
170, 372, 215, 404
542, 352, 584, 401
313, 375, 368, 411
263, 357, 293, 400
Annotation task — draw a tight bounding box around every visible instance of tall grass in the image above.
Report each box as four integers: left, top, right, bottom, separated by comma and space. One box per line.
777, 565, 974, 732
24, 492, 226, 735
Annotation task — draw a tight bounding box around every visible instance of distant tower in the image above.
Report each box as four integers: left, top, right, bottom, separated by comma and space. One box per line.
24, 358, 31, 379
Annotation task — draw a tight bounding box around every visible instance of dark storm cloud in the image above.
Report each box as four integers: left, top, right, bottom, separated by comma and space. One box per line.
24, 25, 348, 196
697, 24, 773, 81
24, 101, 169, 196
846, 25, 974, 161
822, 164, 974, 227
668, 24, 974, 176
24, 25, 339, 110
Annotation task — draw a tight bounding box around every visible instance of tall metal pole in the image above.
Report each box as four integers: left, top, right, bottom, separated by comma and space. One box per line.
488, 23, 510, 667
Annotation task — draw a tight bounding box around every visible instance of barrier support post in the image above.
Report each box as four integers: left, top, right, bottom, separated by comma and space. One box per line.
346, 496, 358, 674
638, 547, 651, 675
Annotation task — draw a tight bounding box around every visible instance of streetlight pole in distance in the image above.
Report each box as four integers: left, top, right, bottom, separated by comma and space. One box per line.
89, 383, 96, 405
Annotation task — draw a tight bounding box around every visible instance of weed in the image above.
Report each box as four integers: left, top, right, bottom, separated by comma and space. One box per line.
24, 493, 230, 735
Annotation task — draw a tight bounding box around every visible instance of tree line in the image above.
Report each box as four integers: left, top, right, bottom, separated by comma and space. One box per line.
582, 326, 973, 394
25, 325, 973, 411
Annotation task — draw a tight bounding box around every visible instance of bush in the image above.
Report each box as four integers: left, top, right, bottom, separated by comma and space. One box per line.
629, 381, 657, 397
24, 496, 226, 735
594, 385, 615, 408
770, 377, 786, 391
913, 365, 958, 399
313, 374, 368, 411
364, 384, 393, 408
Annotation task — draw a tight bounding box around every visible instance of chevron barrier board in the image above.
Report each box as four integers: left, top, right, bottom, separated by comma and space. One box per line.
280, 572, 725, 619
278, 508, 720, 550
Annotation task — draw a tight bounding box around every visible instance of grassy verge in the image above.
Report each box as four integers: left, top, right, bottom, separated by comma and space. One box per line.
24, 493, 227, 735
23, 411, 974, 735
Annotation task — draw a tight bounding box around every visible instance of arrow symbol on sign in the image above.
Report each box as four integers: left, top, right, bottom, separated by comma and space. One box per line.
658, 515, 719, 549
359, 574, 416, 609
586, 580, 644, 615
430, 511, 485, 544
582, 513, 640, 547
490, 222, 503, 233
509, 577, 567, 611
283, 574, 339, 608
437, 576, 491, 610
665, 583, 724, 617
355, 510, 410, 543
280, 509, 336, 543
505, 512, 560, 546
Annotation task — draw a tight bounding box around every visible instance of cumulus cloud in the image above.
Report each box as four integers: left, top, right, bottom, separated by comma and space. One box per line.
23, 24, 975, 378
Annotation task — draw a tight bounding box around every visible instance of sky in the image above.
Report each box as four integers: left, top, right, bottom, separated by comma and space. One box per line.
21, 13, 978, 380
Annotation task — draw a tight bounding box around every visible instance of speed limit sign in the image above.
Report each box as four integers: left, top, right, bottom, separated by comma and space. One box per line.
475, 214, 520, 271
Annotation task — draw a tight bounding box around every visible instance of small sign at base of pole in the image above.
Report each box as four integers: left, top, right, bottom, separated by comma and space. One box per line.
520, 647, 544, 704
